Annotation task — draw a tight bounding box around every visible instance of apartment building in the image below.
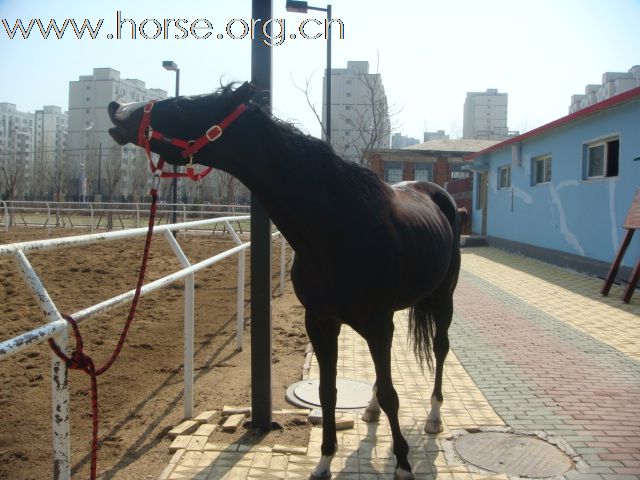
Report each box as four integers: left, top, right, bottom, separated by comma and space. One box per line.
0, 103, 35, 199
463, 89, 509, 141
569, 65, 640, 113
68, 68, 167, 200
34, 106, 68, 199
391, 133, 420, 149
322, 61, 391, 163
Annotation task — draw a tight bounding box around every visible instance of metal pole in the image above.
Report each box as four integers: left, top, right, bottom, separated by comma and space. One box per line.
162, 230, 194, 418
326, 4, 332, 144
172, 70, 180, 226
97, 142, 102, 195
250, 0, 273, 431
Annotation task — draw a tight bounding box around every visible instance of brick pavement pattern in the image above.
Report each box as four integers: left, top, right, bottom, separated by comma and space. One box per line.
453, 248, 640, 479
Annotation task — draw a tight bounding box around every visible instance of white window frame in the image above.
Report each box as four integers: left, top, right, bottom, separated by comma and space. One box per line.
533, 154, 552, 185
498, 165, 511, 189
586, 137, 619, 179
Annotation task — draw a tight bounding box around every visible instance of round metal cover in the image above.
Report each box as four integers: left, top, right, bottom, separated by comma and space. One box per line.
286, 379, 373, 409
454, 432, 572, 477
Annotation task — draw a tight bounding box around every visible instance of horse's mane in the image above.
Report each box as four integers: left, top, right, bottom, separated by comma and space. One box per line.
211, 84, 391, 207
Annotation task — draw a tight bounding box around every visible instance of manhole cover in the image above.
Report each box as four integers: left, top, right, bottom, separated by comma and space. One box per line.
454, 432, 572, 477
286, 379, 373, 410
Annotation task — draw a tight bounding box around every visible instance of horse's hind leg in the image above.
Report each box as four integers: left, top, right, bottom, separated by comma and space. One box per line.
425, 295, 453, 434
366, 314, 413, 479
305, 311, 340, 479
362, 382, 381, 422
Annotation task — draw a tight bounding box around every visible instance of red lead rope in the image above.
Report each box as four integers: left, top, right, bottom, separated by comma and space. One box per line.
48, 187, 159, 480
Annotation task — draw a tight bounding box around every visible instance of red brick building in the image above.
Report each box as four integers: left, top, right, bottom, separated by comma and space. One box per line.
366, 139, 498, 234
366, 139, 498, 186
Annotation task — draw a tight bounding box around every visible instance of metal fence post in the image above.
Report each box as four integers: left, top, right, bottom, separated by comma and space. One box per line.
89, 203, 94, 233
162, 230, 194, 418
2, 201, 7, 231
225, 220, 245, 351
14, 250, 70, 479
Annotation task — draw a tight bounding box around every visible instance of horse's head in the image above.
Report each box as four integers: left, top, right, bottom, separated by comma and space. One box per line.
108, 82, 255, 167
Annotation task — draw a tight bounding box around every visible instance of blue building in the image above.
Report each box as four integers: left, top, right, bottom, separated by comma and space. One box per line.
467, 87, 640, 279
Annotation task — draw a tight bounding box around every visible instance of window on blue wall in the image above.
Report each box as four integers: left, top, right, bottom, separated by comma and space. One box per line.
533, 154, 552, 184
498, 165, 511, 189
414, 163, 433, 182
586, 138, 619, 178
383, 161, 403, 183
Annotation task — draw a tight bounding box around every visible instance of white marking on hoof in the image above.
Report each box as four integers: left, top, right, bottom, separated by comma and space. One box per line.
361, 407, 380, 423
310, 454, 334, 479
394, 466, 415, 480
362, 385, 381, 422
424, 419, 443, 434
425, 395, 443, 434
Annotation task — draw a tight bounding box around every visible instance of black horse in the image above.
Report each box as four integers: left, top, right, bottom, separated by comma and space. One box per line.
108, 82, 462, 480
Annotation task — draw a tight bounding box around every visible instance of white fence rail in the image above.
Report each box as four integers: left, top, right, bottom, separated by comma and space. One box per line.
0, 200, 250, 233
0, 216, 289, 480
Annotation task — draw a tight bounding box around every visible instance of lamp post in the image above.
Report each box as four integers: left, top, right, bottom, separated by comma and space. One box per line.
286, 0, 332, 144
163, 60, 180, 224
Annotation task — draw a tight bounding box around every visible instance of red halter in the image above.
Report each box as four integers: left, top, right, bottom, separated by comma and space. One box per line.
136, 100, 248, 181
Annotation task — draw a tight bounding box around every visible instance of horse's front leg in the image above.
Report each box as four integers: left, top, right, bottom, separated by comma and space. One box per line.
305, 311, 340, 479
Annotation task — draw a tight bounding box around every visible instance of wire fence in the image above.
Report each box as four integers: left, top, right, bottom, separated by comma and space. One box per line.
0, 200, 251, 233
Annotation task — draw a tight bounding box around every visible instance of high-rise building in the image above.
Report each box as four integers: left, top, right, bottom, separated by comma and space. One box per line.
322, 61, 390, 164
569, 65, 640, 113
34, 106, 68, 200
423, 130, 449, 142
0, 103, 35, 199
68, 68, 167, 200
391, 133, 420, 149
463, 89, 509, 141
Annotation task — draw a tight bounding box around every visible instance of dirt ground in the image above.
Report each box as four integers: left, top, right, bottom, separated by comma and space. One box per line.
0, 226, 311, 480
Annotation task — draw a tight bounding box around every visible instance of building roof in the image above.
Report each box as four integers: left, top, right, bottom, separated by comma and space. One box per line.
466, 85, 640, 160
405, 138, 500, 154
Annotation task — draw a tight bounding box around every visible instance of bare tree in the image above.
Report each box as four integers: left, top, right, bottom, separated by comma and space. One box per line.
291, 72, 328, 139
130, 150, 150, 202
215, 169, 245, 205
343, 69, 397, 167
104, 146, 124, 201
1, 148, 26, 201
292, 58, 400, 168
42, 149, 67, 201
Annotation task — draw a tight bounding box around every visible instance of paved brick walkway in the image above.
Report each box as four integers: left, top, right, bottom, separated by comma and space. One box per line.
160, 247, 640, 479
453, 249, 640, 479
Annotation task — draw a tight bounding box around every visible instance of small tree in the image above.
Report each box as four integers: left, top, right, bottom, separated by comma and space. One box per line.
42, 149, 68, 201
292, 56, 400, 168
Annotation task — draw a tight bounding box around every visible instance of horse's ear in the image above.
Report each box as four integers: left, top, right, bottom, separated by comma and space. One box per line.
234, 82, 256, 104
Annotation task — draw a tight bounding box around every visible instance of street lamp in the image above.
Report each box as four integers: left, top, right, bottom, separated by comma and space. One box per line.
286, 1, 332, 144
163, 60, 180, 224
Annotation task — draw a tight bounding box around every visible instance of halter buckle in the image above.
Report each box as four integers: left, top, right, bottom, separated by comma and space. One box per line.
205, 125, 222, 142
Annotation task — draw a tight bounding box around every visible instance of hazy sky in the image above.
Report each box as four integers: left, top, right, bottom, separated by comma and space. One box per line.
1, 0, 639, 141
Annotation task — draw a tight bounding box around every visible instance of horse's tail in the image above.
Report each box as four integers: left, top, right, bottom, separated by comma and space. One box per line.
408, 186, 463, 372
407, 298, 437, 372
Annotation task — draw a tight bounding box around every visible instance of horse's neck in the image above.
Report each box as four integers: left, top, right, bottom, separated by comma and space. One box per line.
223, 114, 353, 252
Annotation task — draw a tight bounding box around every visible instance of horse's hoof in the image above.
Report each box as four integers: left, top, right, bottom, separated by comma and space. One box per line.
309, 470, 331, 480
361, 408, 380, 423
424, 419, 443, 434
395, 466, 415, 480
